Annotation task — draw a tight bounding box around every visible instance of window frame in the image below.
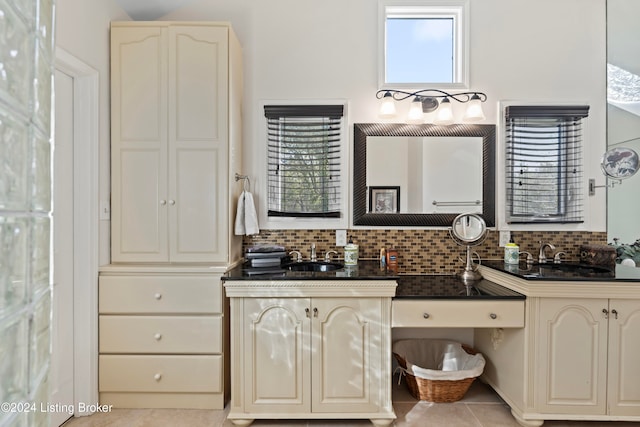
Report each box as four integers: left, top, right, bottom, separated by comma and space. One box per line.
258, 101, 349, 230
504, 105, 589, 225
378, 0, 469, 90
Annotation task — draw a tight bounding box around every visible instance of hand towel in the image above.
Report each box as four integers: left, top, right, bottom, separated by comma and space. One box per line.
243, 191, 260, 235
234, 191, 260, 235
234, 191, 246, 235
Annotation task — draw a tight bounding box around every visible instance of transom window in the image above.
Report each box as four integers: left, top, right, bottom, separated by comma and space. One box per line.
379, 0, 468, 89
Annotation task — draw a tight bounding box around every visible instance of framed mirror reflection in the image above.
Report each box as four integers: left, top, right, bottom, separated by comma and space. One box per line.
353, 123, 495, 227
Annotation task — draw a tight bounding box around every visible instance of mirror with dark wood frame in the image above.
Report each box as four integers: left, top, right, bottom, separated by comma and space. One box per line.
353, 123, 496, 227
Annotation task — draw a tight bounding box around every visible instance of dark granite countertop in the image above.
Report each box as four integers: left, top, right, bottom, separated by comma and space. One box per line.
223, 260, 399, 281
223, 261, 525, 299
482, 260, 640, 282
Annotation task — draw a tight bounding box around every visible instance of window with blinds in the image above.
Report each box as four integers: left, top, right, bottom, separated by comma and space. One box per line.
505, 105, 589, 224
265, 105, 344, 218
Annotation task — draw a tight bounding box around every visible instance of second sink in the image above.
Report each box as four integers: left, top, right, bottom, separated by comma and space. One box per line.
285, 261, 344, 272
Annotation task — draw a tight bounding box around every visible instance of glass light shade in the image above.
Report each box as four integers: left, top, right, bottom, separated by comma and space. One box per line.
463, 95, 485, 121
379, 92, 396, 118
406, 97, 425, 124
434, 98, 454, 125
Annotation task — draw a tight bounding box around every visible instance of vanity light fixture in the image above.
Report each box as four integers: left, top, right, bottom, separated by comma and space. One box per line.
376, 89, 487, 124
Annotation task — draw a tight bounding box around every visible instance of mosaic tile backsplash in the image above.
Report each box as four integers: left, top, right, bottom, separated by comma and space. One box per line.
245, 229, 608, 274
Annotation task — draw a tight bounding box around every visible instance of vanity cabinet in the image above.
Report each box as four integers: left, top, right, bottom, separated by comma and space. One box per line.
224, 280, 397, 426
98, 271, 228, 409
476, 266, 640, 426
110, 21, 242, 263
536, 298, 640, 416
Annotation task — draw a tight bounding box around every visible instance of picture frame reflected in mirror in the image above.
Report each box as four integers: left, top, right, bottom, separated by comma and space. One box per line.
369, 186, 400, 213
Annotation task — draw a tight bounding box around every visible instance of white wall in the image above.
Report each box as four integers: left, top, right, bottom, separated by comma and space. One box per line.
56, 0, 607, 262
164, 0, 607, 232
55, 0, 130, 264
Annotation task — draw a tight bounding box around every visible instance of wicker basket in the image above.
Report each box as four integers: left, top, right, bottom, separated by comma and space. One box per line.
393, 344, 479, 403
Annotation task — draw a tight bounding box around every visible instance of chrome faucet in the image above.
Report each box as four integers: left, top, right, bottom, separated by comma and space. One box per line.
324, 250, 338, 262
538, 241, 556, 263
289, 250, 302, 263
310, 243, 317, 262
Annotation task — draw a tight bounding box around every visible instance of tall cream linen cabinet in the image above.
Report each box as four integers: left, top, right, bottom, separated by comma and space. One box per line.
101, 22, 242, 410
110, 21, 242, 264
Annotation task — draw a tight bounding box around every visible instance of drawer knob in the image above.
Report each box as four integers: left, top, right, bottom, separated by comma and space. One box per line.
154, 333, 162, 341
154, 293, 162, 300
490, 313, 497, 320
423, 313, 430, 319
154, 373, 162, 381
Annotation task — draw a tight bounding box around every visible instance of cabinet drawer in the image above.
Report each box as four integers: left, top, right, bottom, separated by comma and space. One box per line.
99, 355, 222, 393
99, 275, 222, 314
392, 300, 524, 328
99, 315, 222, 354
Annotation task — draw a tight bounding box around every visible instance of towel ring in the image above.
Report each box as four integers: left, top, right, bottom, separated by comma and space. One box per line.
235, 173, 251, 192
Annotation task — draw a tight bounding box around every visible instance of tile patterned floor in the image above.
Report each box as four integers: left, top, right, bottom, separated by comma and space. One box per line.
62, 381, 640, 427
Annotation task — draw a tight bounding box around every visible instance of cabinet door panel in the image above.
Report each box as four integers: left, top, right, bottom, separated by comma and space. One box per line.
170, 26, 228, 142
116, 149, 168, 261
111, 26, 169, 263
536, 298, 607, 414
608, 299, 640, 415
168, 26, 229, 263
113, 27, 167, 142
170, 147, 222, 262
243, 298, 310, 413
312, 298, 381, 413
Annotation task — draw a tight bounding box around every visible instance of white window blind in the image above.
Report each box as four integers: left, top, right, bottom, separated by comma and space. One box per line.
505, 105, 589, 224
265, 105, 344, 218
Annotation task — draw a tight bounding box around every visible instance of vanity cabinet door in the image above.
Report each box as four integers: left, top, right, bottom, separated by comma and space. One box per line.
311, 298, 382, 413
535, 298, 608, 415
607, 299, 640, 416
242, 298, 311, 413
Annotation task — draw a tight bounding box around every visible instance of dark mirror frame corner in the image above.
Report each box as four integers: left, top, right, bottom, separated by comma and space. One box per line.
353, 123, 496, 227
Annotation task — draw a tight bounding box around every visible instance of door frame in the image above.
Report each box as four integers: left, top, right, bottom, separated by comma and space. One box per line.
54, 47, 100, 414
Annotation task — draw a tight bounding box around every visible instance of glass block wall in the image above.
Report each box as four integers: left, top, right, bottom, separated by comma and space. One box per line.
0, 0, 55, 426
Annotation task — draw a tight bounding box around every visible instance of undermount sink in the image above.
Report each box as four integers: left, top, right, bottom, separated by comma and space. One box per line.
532, 262, 613, 274
518, 262, 616, 279
285, 261, 344, 272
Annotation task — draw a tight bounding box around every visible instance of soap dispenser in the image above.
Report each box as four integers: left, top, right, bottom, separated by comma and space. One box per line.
504, 236, 519, 265
344, 237, 359, 266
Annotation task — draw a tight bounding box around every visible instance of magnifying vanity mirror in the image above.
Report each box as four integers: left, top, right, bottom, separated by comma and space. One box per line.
353, 123, 496, 227
601, 147, 639, 180
449, 213, 487, 282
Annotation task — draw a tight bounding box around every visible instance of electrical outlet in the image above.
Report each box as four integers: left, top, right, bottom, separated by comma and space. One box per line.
336, 229, 347, 246
499, 231, 511, 247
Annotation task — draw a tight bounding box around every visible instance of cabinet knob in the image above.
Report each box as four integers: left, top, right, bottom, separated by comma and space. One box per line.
154, 333, 162, 341
423, 313, 430, 319
160, 199, 167, 205
168, 199, 176, 205
305, 308, 310, 318
154, 293, 162, 300
611, 309, 618, 319
313, 307, 318, 318
602, 308, 609, 319
154, 373, 162, 381
490, 313, 497, 320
